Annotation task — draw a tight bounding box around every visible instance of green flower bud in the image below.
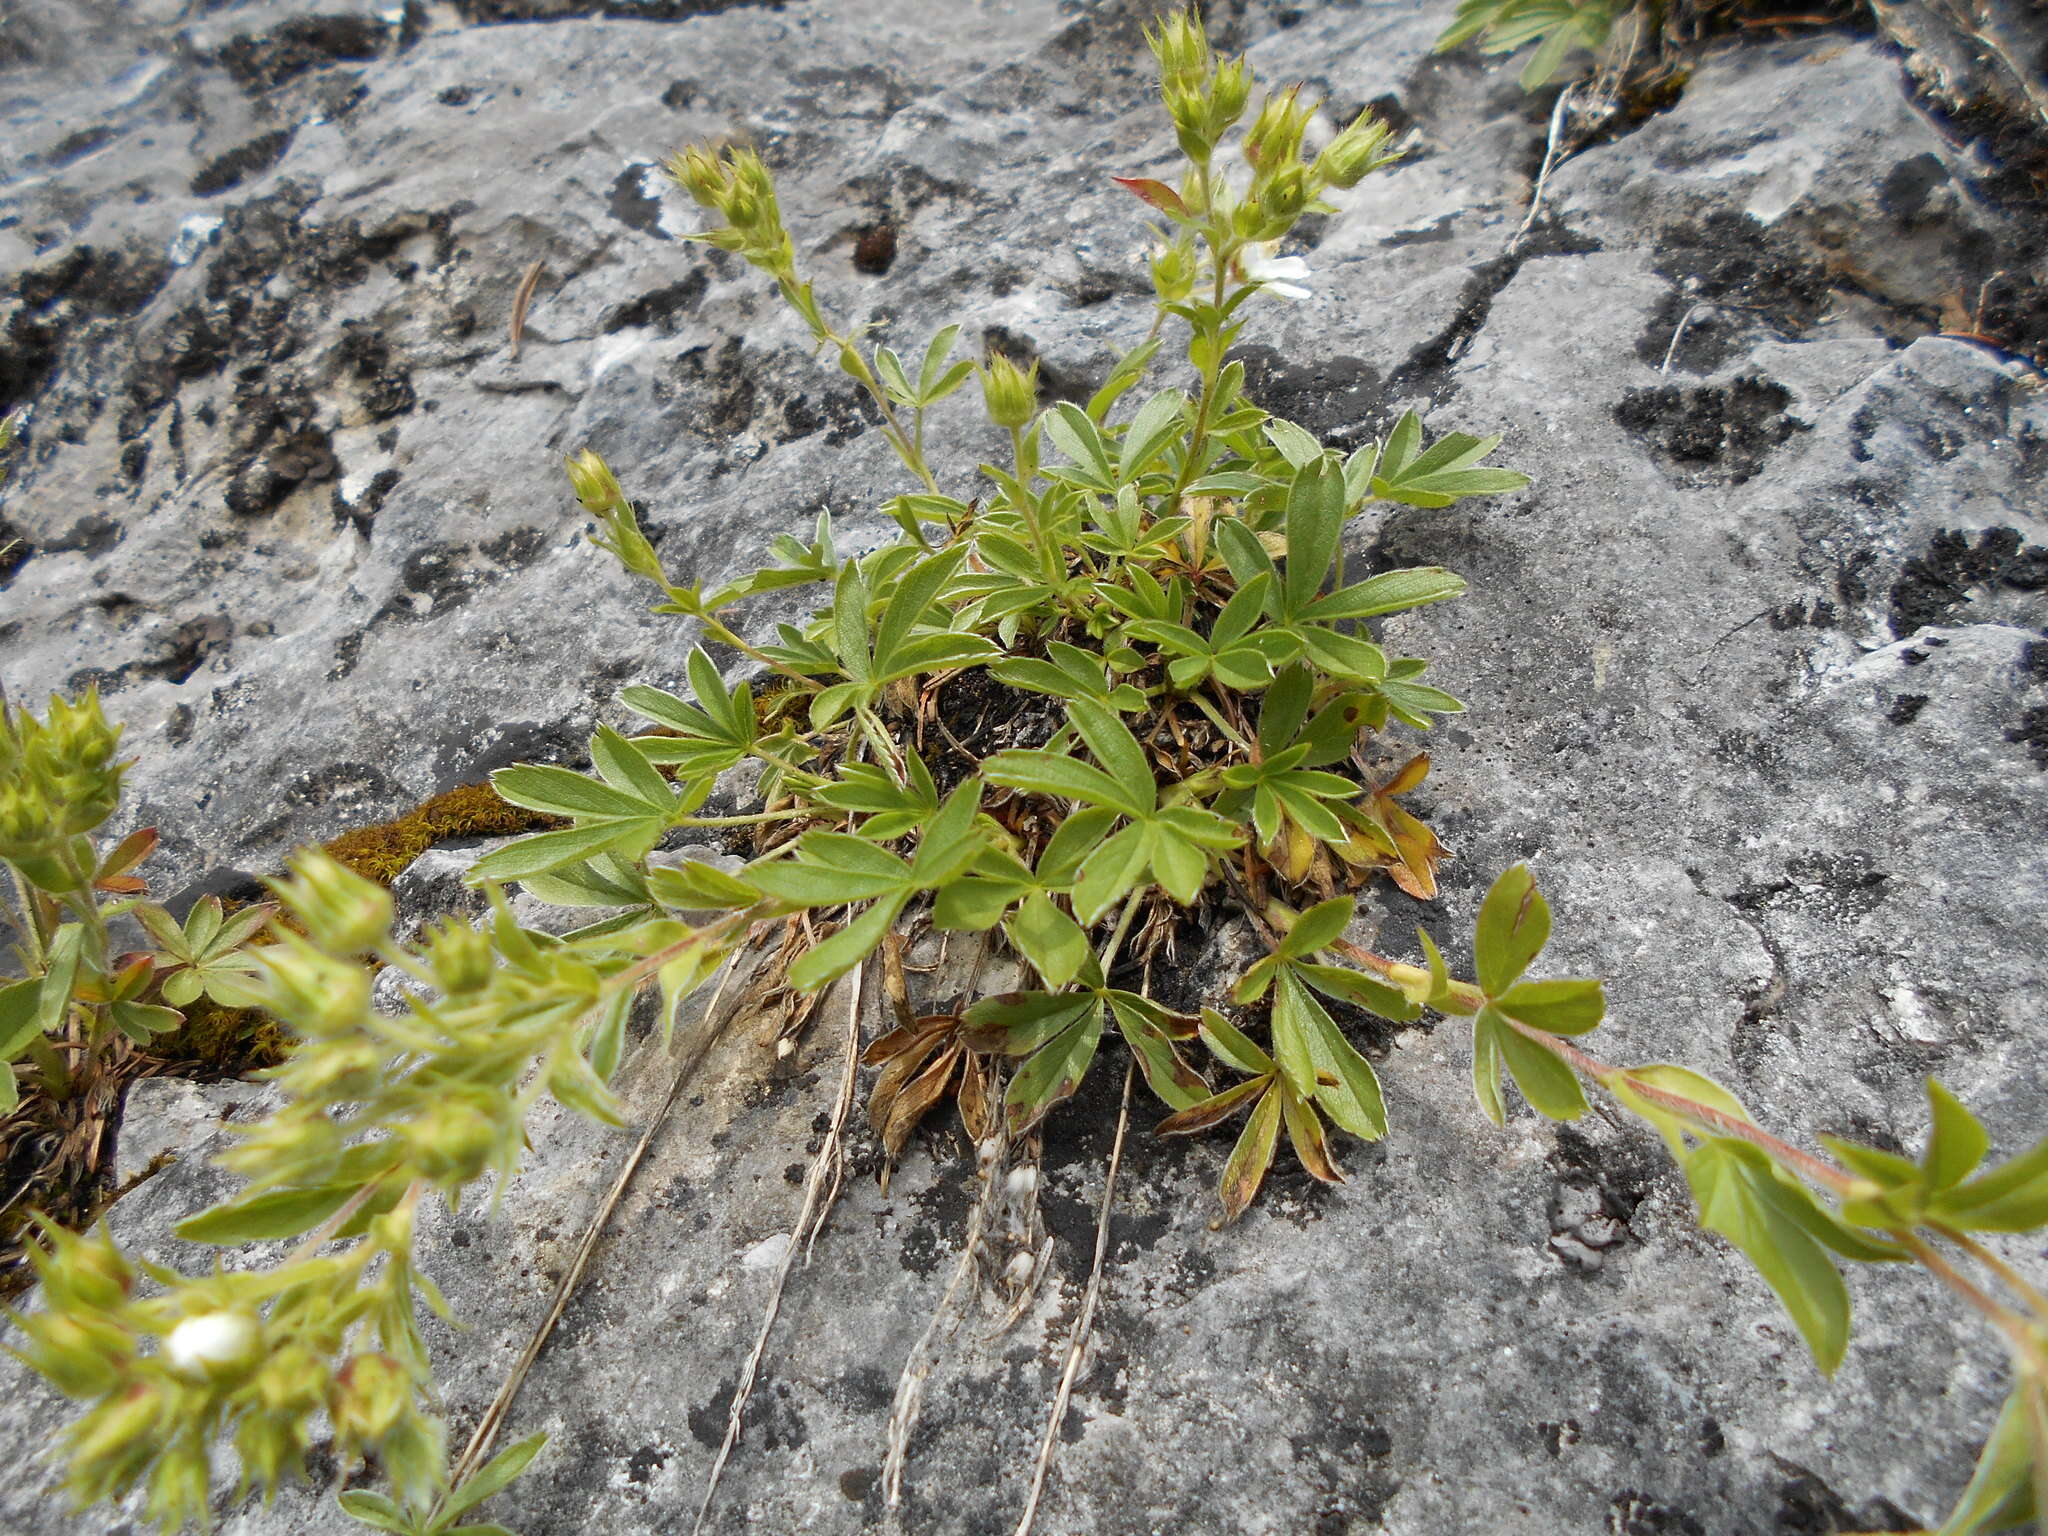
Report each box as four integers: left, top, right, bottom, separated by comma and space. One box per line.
1149, 240, 1200, 304
564, 449, 626, 515
259, 937, 374, 1038
979, 354, 1039, 431
67, 1383, 165, 1491
402, 1088, 502, 1184
1207, 57, 1252, 133
1314, 110, 1397, 189
1146, 9, 1211, 99
425, 915, 495, 995
145, 1442, 211, 1531
270, 849, 393, 955
40, 1223, 135, 1313
1244, 87, 1309, 171
14, 1311, 128, 1398
1261, 163, 1310, 224
331, 1353, 412, 1446
278, 1036, 383, 1101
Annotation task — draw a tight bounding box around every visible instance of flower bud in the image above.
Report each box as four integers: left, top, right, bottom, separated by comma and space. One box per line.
1149, 240, 1199, 304
279, 1036, 383, 1101
425, 915, 495, 995
70, 1383, 166, 1479
1314, 111, 1396, 189
271, 849, 393, 956
259, 938, 374, 1038
402, 1088, 501, 1184
164, 1311, 262, 1383
1260, 163, 1310, 225
564, 449, 625, 515
1005, 1165, 1039, 1199
14, 1311, 129, 1398
43, 1225, 136, 1313
331, 1353, 412, 1446
1207, 57, 1252, 135
978, 354, 1039, 431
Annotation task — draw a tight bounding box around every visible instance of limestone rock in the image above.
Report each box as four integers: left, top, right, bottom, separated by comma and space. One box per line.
1, 2, 2045, 1534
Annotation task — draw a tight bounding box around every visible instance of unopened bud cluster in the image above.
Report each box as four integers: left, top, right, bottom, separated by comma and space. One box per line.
0, 691, 124, 888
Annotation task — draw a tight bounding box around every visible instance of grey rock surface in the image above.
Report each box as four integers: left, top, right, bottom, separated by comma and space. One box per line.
2, 1, 2046, 1534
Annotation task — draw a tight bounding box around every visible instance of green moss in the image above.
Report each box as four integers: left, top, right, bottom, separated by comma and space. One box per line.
323, 780, 555, 885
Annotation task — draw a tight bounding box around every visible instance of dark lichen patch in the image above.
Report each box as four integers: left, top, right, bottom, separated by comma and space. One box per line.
1233, 344, 1386, 448
2008, 705, 2048, 769
1634, 211, 1834, 376
336, 325, 417, 420
603, 271, 709, 333
215, 14, 389, 94
190, 130, 295, 197
1772, 1455, 1917, 1534
1612, 375, 1803, 484
607, 165, 670, 241
1889, 526, 2048, 637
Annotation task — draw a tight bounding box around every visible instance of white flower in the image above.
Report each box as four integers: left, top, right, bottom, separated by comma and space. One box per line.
164, 1312, 261, 1380
1242, 245, 1312, 301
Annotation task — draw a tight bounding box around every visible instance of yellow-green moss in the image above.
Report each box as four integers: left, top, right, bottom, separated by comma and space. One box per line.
322, 780, 557, 886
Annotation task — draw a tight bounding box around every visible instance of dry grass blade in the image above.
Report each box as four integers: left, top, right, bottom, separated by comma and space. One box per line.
508, 260, 545, 362
1012, 1059, 1135, 1536
448, 952, 749, 1492
1506, 82, 1577, 257
691, 961, 864, 1536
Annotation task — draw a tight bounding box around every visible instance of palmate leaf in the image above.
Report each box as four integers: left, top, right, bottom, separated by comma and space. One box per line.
1365, 409, 1534, 506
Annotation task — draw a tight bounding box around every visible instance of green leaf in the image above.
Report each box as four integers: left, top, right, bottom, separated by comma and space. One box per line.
1471, 1007, 1507, 1129
1304, 567, 1467, 622
646, 861, 761, 913
1044, 402, 1116, 488
1280, 971, 1387, 1139
963, 990, 1096, 1056
177, 1181, 371, 1244
1279, 897, 1353, 960
872, 546, 966, 676
1923, 1078, 1989, 1192
1005, 1009, 1105, 1133
590, 724, 676, 809
468, 823, 654, 884
491, 764, 651, 821
1931, 1385, 2036, 1536
520, 852, 653, 910
1282, 460, 1346, 616
1492, 977, 1605, 1035
788, 896, 907, 993
984, 748, 1147, 819
1486, 1007, 1586, 1120
747, 835, 910, 906
1008, 890, 1090, 987
1070, 823, 1151, 925
110, 1001, 184, 1042
38, 924, 82, 1035
1217, 1086, 1284, 1224
1294, 964, 1422, 1024
1068, 699, 1156, 815
1473, 864, 1550, 996
1935, 1135, 2048, 1233
1686, 1137, 1852, 1373
444, 1432, 548, 1517
336, 1490, 409, 1533
830, 562, 872, 683
1198, 1008, 1276, 1078
0, 978, 44, 1060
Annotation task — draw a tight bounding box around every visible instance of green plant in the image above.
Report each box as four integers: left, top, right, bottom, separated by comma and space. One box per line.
8, 11, 2045, 1536
1435, 0, 1633, 89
